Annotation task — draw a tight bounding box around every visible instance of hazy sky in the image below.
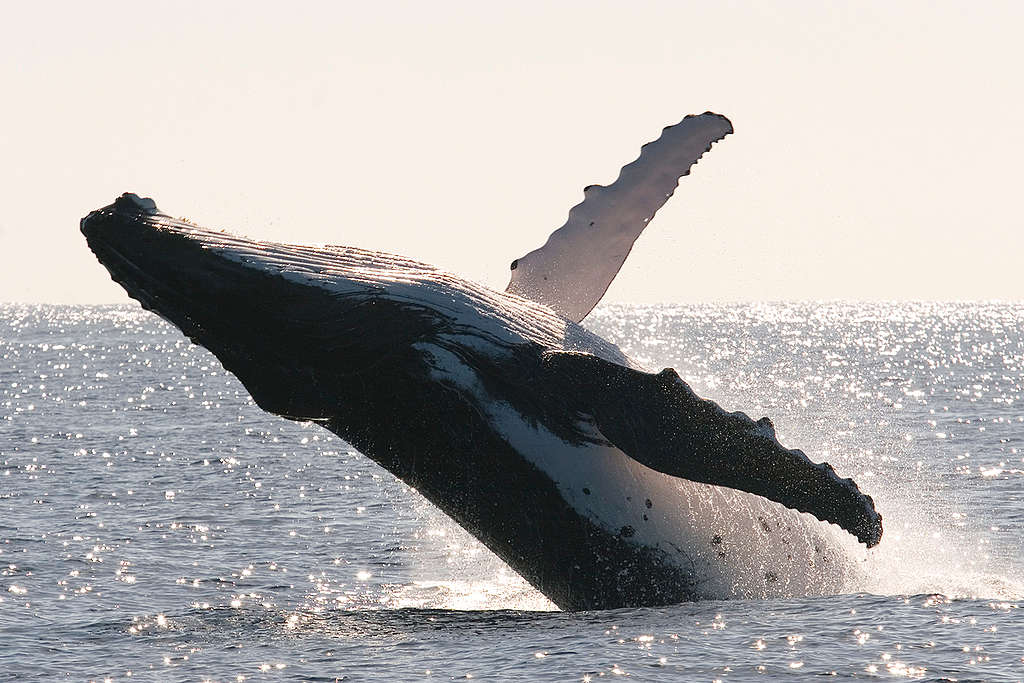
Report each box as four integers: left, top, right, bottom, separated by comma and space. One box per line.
2, 1, 1022, 304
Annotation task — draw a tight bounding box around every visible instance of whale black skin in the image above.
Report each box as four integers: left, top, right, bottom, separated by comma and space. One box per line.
81, 193, 882, 611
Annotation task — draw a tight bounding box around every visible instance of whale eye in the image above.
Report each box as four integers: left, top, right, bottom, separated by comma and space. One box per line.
510, 259, 518, 271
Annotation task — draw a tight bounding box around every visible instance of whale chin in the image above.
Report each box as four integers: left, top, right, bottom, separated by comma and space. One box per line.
82, 193, 880, 611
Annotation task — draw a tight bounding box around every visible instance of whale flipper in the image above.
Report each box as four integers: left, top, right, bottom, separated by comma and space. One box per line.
540, 351, 883, 547
507, 112, 733, 322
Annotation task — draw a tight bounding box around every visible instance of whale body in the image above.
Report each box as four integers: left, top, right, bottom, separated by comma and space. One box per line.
81, 114, 881, 610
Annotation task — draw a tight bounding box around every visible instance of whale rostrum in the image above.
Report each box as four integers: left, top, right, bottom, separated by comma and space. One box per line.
81, 114, 882, 610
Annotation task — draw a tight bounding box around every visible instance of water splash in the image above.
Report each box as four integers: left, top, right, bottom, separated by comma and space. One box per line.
590, 301, 1024, 603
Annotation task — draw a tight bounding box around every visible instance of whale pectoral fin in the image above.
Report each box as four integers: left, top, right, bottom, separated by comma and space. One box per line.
540, 352, 883, 547
506, 113, 733, 323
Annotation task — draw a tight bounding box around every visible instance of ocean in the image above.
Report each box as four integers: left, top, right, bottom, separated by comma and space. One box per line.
1, 302, 1022, 681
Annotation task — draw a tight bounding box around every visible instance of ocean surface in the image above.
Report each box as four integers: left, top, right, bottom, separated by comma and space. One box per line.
1, 302, 1023, 682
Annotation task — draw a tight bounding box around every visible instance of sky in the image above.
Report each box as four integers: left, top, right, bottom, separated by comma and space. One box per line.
2, 0, 1022, 304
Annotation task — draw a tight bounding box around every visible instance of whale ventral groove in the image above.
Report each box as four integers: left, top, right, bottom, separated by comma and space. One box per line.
80, 112, 884, 611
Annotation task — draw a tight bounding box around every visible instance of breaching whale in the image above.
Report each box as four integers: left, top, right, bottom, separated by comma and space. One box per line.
81, 113, 882, 611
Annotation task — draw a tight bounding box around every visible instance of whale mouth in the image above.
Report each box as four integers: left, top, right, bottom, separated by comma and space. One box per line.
81, 194, 198, 326
80, 194, 345, 421
81, 192, 315, 341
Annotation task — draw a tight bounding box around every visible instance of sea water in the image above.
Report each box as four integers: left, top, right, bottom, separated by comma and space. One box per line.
1, 302, 1022, 681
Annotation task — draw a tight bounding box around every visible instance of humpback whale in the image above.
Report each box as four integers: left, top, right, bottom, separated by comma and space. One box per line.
81, 113, 881, 611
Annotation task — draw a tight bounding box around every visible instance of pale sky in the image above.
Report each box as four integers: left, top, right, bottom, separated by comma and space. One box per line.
2, 1, 1022, 304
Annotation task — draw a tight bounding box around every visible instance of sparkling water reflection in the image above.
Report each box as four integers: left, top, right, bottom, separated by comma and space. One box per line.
1, 302, 1023, 680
